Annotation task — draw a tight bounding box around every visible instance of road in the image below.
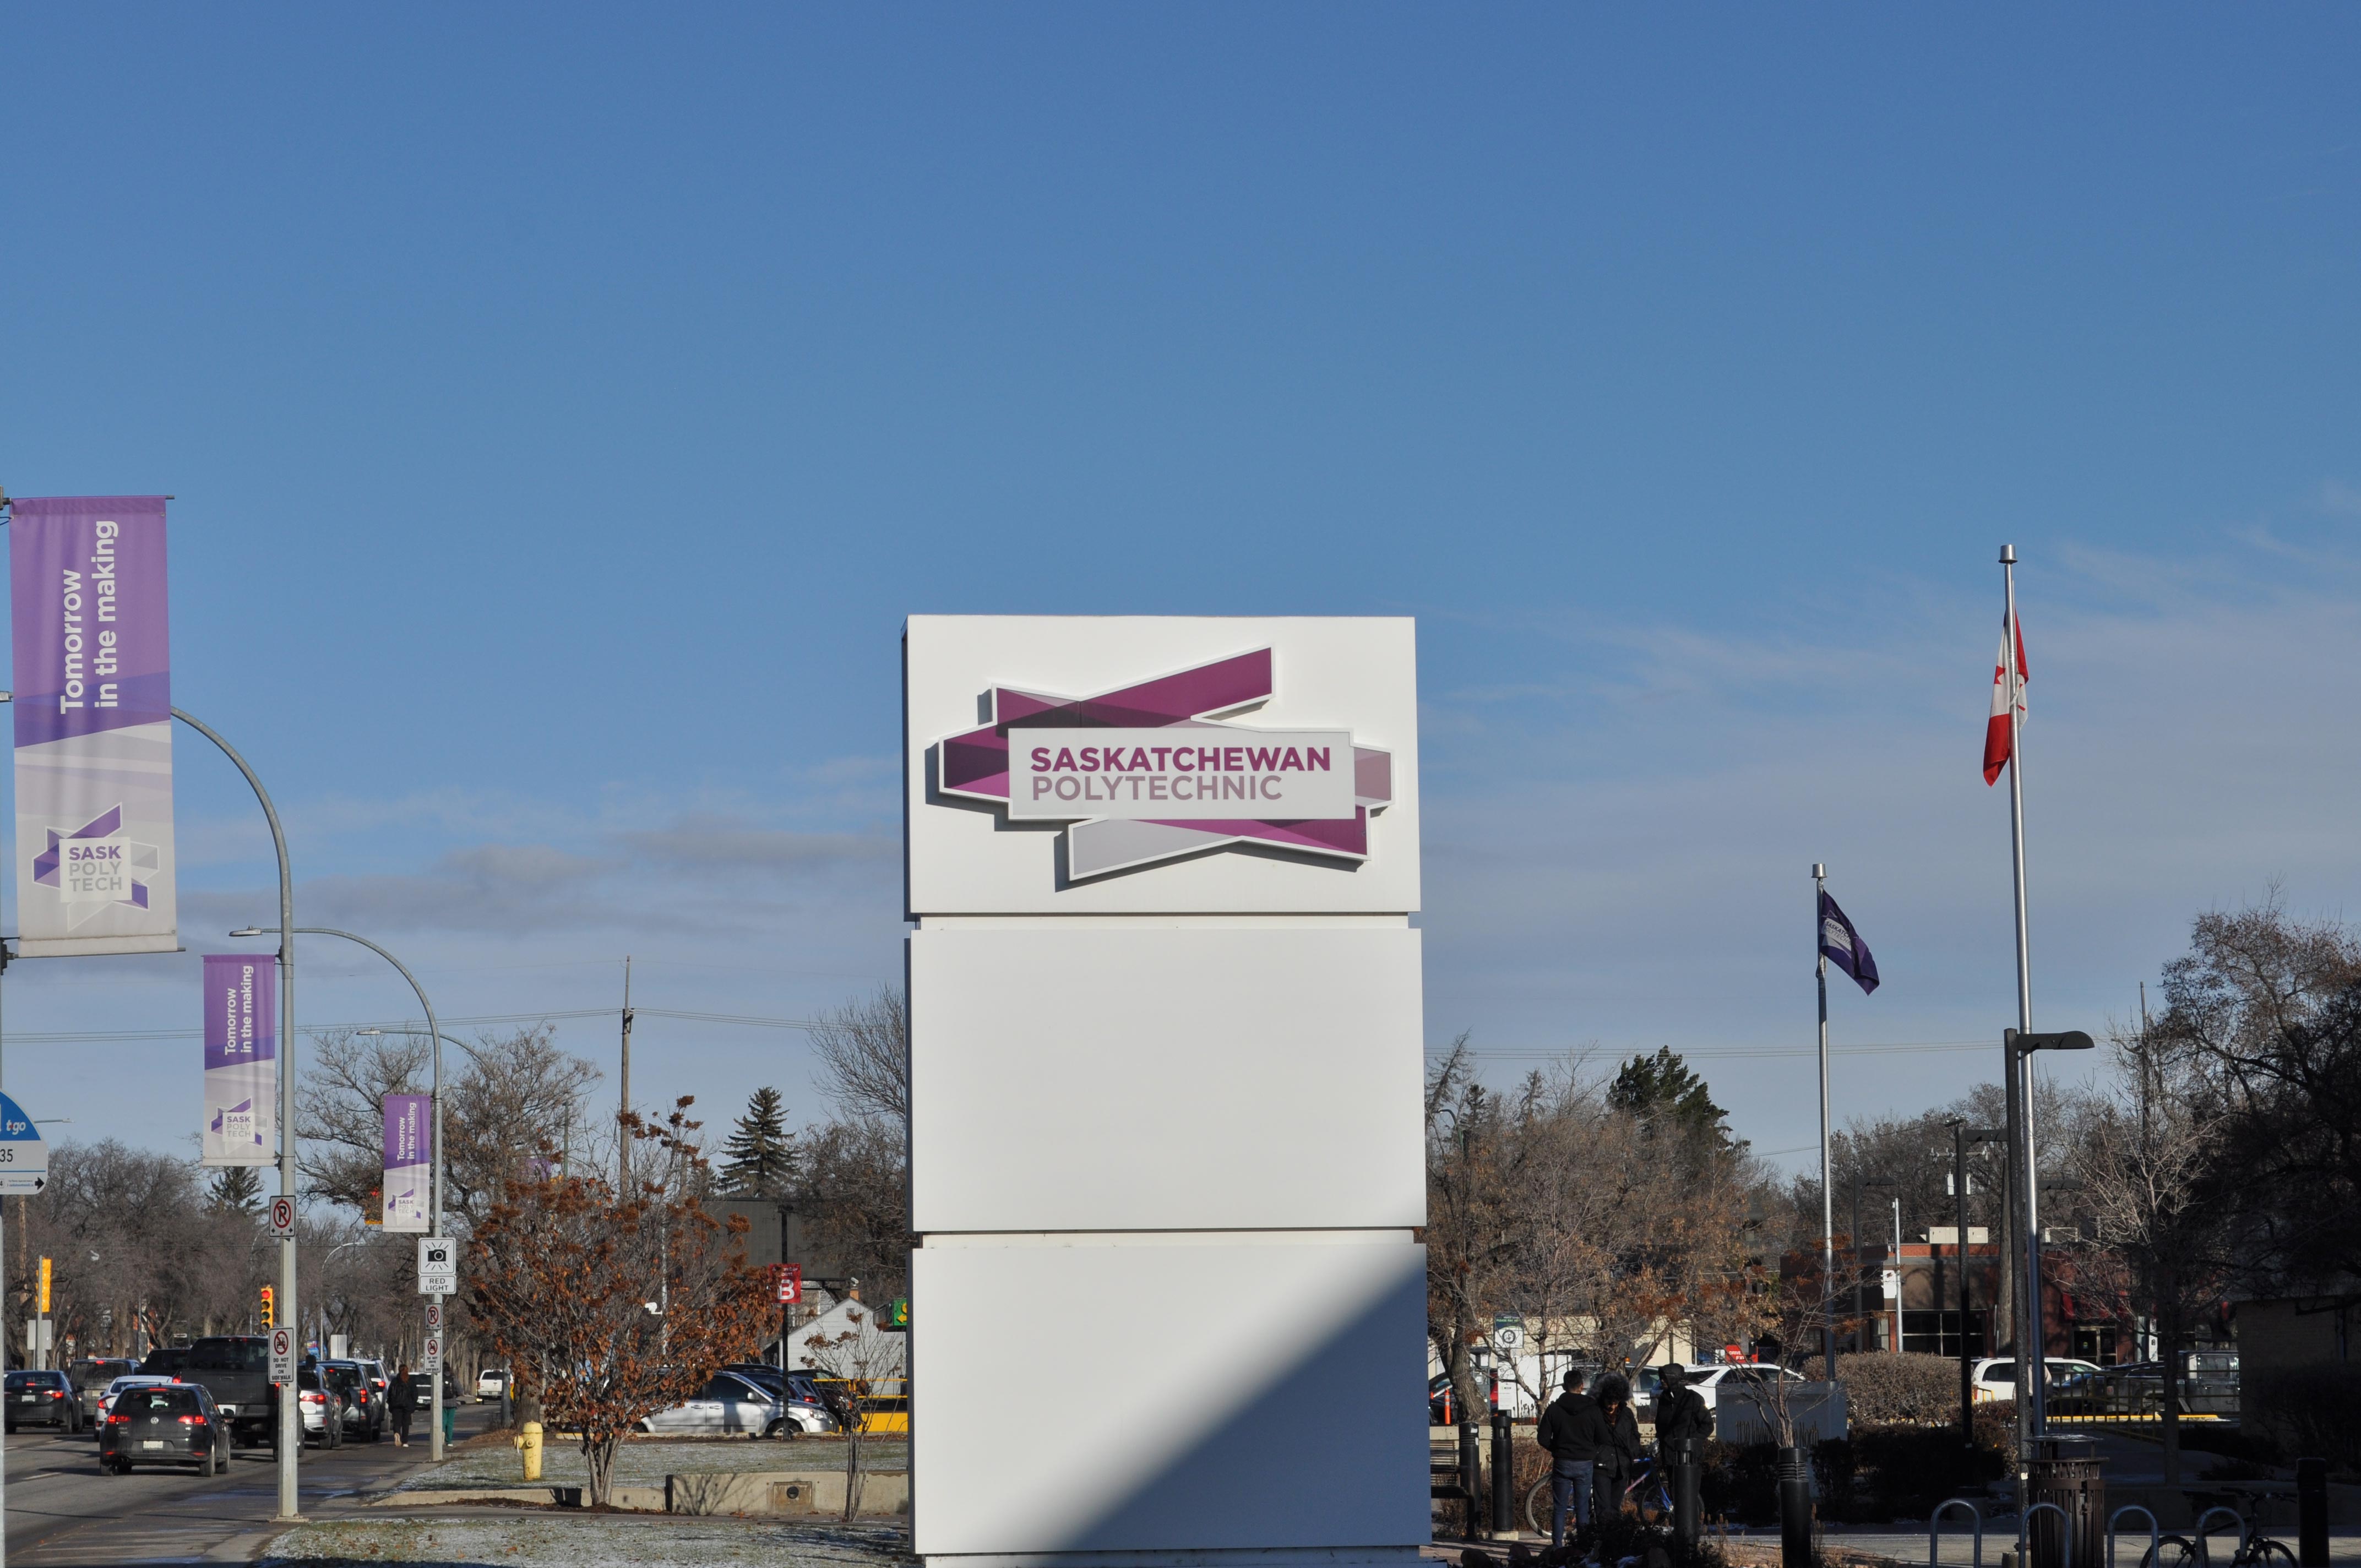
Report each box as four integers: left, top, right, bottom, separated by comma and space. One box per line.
3, 1402, 501, 1565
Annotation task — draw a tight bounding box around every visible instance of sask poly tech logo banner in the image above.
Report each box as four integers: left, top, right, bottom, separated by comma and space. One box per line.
935, 649, 1392, 880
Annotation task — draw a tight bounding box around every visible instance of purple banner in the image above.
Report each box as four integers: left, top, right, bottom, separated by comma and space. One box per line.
11, 497, 178, 956
201, 954, 275, 1165
383, 1093, 430, 1233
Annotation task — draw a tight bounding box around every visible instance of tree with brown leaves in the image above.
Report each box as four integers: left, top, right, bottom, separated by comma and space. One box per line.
466, 1098, 771, 1506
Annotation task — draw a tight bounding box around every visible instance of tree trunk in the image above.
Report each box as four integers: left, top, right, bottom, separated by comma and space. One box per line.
842, 1423, 863, 1520
585, 1431, 619, 1508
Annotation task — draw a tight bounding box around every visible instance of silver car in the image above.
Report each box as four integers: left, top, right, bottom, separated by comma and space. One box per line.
638, 1371, 787, 1436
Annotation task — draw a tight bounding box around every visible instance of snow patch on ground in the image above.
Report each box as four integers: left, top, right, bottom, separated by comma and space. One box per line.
394, 1436, 908, 1490
262, 1513, 916, 1566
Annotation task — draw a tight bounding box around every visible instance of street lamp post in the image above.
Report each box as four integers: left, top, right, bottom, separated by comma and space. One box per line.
237, 924, 449, 1462
172, 709, 302, 1523
2003, 1026, 2095, 1452
1944, 1120, 2006, 1442
1855, 1175, 1899, 1354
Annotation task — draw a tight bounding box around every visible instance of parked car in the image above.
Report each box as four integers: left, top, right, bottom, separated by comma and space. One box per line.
477, 1368, 512, 1403
2054, 1354, 2238, 1417
1654, 1363, 1808, 1412
638, 1371, 796, 1437
68, 1359, 140, 1427
727, 1364, 849, 1431
1966, 1357, 2103, 1404
319, 1360, 380, 1441
356, 1358, 391, 1403
99, 1382, 230, 1476
7, 1369, 82, 1433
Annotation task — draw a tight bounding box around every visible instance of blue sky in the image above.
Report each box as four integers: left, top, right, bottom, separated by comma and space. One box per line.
2, 7, 2357, 1172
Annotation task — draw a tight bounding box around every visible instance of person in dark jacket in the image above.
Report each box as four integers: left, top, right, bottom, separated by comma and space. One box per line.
1591, 1374, 1642, 1528
1655, 1364, 1711, 1461
388, 1362, 417, 1447
1533, 1370, 1608, 1548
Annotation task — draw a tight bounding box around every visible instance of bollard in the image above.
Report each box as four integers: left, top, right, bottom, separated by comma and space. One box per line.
1491, 1412, 1514, 1537
1670, 1436, 1702, 1549
1460, 1422, 1483, 1541
2297, 1459, 2328, 1568
1778, 1445, 1814, 1568
516, 1420, 543, 1482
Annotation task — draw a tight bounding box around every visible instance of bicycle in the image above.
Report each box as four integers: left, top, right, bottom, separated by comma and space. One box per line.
2139, 1486, 2297, 1568
1524, 1452, 1674, 1537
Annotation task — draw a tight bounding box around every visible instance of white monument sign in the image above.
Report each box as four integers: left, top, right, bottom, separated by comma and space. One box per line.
906, 617, 1427, 1568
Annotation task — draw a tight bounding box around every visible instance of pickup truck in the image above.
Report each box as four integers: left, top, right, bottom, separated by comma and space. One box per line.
172, 1335, 277, 1447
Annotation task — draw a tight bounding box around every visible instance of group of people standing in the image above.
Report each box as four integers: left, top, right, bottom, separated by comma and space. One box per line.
1532, 1364, 1711, 1551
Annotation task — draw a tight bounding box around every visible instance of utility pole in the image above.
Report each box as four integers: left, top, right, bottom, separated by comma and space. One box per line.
619, 956, 634, 1184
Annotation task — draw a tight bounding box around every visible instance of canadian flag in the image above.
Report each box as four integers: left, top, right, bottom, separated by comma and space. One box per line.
1983, 611, 2027, 785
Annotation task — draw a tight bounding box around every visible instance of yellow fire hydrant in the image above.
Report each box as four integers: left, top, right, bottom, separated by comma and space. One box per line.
515, 1420, 543, 1482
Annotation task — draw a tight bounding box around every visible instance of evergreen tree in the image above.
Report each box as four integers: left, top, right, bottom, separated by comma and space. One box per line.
720, 1086, 795, 1197
1607, 1046, 1732, 1146
208, 1163, 265, 1213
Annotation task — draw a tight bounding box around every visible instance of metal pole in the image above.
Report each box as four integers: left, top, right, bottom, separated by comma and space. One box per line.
1814, 864, 1836, 1378
618, 956, 633, 1185
2000, 551, 2046, 1442
171, 707, 301, 1522
286, 928, 444, 1461
1951, 1120, 1973, 1442
1890, 1194, 1903, 1354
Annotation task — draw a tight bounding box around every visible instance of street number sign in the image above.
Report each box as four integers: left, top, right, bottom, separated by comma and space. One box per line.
417, 1236, 457, 1295
425, 1301, 442, 1331
0, 1092, 50, 1194
269, 1327, 294, 1381
269, 1196, 296, 1239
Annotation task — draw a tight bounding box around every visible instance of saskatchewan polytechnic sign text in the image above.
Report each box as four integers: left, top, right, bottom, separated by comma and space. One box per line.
1008, 727, 1356, 821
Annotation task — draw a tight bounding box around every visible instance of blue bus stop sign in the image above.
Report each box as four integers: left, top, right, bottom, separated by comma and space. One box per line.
0, 1092, 50, 1193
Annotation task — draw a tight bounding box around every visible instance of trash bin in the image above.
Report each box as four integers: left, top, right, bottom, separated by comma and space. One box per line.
2027, 1435, 2105, 1568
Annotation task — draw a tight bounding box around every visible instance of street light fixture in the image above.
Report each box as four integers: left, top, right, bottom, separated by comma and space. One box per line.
234, 924, 451, 1463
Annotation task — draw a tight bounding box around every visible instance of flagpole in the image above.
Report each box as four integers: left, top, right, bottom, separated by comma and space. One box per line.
1814, 862, 1835, 1379
2000, 544, 2044, 1455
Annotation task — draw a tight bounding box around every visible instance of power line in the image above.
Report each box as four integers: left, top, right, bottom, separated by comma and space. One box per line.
0, 1005, 822, 1045
1426, 1040, 1994, 1061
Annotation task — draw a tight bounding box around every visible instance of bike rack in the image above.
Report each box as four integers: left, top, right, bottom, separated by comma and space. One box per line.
2022, 1500, 2075, 1568
2190, 1507, 2246, 1566
2108, 1504, 2161, 1568
1932, 1498, 1984, 1568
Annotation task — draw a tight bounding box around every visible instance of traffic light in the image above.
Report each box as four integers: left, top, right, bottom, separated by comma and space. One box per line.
260, 1284, 274, 1328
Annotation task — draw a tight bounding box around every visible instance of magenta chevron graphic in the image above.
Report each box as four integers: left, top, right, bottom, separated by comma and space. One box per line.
935, 648, 1393, 880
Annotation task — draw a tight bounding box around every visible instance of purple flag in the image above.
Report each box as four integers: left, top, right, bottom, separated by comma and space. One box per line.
383, 1093, 430, 1233
202, 955, 276, 1164
1819, 890, 1880, 995
10, 497, 177, 956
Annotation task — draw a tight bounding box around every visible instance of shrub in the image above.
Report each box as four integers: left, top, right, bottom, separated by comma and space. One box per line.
1820, 1352, 1972, 1425
2247, 1365, 2361, 1476
1845, 1424, 2008, 1518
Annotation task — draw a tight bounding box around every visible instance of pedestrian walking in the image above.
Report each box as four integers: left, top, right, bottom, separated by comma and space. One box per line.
389, 1360, 417, 1447
1654, 1364, 1710, 1461
1533, 1369, 1609, 1550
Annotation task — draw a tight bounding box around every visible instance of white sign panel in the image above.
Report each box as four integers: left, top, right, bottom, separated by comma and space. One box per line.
422, 1333, 440, 1373
0, 1092, 50, 1193
417, 1236, 457, 1295
1007, 727, 1356, 821
268, 1195, 296, 1239
269, 1327, 294, 1381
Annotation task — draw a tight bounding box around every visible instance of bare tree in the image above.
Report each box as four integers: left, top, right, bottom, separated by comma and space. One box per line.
808, 987, 908, 1127
797, 1301, 907, 1519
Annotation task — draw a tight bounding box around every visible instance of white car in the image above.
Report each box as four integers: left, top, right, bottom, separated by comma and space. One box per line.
1967, 1357, 2102, 1403
1664, 1363, 1807, 1411
477, 1369, 511, 1403
101, 1374, 184, 1406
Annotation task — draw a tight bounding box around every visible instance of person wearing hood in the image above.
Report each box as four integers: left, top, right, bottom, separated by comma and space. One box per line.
1533, 1369, 1608, 1548
1655, 1363, 1711, 1458
1592, 1374, 1642, 1526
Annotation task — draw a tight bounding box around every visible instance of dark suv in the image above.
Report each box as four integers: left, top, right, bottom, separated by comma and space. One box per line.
7, 1369, 81, 1433
181, 1336, 275, 1447
100, 1382, 229, 1476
